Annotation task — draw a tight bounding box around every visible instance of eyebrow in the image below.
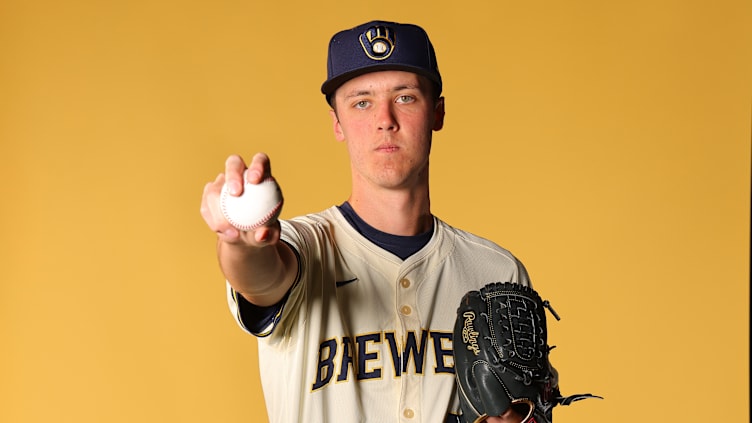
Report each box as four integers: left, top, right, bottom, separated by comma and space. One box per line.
343, 90, 372, 100
343, 84, 421, 100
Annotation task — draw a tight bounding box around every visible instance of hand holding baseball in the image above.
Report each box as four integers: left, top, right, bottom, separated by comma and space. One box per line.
220, 169, 283, 231
201, 153, 283, 244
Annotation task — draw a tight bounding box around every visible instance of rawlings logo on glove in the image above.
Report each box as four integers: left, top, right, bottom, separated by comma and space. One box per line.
461, 311, 482, 355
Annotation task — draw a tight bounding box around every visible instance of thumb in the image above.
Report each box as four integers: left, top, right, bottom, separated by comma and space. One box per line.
473, 363, 513, 419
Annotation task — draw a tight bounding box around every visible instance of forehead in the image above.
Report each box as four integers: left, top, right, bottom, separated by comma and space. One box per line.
335, 70, 428, 97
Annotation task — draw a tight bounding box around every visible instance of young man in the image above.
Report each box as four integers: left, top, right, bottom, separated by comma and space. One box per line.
201, 21, 530, 423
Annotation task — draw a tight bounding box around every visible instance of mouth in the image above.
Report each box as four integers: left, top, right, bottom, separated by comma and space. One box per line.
376, 143, 400, 153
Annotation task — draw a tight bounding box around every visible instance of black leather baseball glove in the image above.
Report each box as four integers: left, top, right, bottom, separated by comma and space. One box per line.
453, 282, 601, 423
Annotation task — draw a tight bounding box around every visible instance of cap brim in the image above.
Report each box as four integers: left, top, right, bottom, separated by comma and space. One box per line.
321, 64, 442, 100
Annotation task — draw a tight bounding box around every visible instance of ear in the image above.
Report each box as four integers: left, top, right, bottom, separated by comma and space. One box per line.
330, 109, 346, 141
432, 97, 445, 131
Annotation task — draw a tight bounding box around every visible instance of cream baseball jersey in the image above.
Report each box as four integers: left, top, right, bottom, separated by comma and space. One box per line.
226, 206, 531, 422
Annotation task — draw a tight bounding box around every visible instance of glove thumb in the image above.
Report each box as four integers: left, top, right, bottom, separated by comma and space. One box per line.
473, 362, 513, 418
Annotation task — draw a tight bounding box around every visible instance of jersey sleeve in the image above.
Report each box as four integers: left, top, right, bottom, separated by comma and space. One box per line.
226, 284, 289, 337
516, 255, 532, 287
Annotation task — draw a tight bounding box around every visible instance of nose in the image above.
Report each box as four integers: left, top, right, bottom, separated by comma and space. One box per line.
375, 102, 398, 132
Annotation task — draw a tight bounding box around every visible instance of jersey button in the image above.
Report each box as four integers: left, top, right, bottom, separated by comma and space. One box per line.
400, 278, 411, 288
400, 305, 412, 316
403, 408, 415, 419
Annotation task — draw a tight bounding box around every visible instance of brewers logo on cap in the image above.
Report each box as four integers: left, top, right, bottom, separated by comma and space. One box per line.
359, 25, 395, 61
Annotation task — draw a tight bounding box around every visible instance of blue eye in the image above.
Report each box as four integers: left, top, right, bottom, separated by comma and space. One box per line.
396, 95, 415, 104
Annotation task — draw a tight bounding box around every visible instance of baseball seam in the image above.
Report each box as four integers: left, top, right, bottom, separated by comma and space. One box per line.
231, 200, 283, 231
220, 178, 283, 231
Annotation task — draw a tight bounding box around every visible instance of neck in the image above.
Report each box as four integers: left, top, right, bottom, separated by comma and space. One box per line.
347, 186, 432, 236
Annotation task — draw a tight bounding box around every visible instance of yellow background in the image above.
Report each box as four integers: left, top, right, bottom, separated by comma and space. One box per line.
1, 0, 749, 422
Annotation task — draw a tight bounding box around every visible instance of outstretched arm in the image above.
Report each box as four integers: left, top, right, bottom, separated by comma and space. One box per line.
200, 152, 298, 306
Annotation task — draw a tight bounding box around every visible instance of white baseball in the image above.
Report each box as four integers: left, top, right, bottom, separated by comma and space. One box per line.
219, 170, 284, 231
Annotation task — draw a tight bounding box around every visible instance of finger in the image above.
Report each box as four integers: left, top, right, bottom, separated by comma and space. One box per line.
199, 182, 215, 224
201, 174, 240, 235
255, 226, 271, 243
224, 155, 247, 195
200, 177, 225, 227
254, 220, 281, 244
216, 227, 240, 243
246, 152, 271, 184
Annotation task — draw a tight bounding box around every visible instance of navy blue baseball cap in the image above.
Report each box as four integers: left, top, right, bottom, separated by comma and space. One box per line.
321, 20, 442, 104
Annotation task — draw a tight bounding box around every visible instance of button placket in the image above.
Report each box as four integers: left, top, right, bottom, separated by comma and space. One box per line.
397, 277, 416, 319
396, 274, 420, 422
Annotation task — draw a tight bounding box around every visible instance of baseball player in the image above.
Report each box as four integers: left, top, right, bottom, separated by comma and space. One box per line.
201, 21, 532, 423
